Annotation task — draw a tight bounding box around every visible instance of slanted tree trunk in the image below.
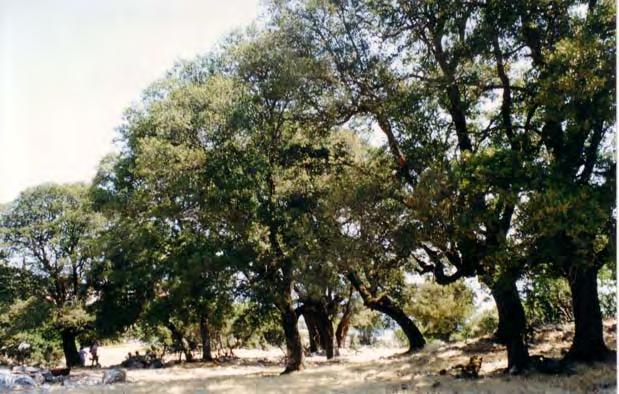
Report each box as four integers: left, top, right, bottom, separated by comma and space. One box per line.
336, 301, 352, 348
166, 322, 193, 362
199, 314, 213, 362
565, 265, 612, 362
489, 274, 529, 373
347, 271, 425, 352
335, 314, 351, 348
336, 288, 353, 349
60, 329, 81, 367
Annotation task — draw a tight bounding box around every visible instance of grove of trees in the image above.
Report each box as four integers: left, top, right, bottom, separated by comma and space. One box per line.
0, 0, 615, 376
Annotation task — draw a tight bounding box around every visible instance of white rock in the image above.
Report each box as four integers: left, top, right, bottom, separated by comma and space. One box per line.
0, 371, 37, 389
101, 368, 126, 384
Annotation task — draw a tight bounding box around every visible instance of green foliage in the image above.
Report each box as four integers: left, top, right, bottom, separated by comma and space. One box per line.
350, 308, 387, 346
405, 280, 474, 341
598, 266, 617, 318
224, 304, 285, 350
523, 275, 574, 327
523, 265, 617, 326
0, 297, 61, 365
459, 310, 500, 341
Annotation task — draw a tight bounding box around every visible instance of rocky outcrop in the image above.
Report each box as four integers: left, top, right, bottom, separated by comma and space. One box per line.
121, 353, 164, 369
0, 370, 37, 390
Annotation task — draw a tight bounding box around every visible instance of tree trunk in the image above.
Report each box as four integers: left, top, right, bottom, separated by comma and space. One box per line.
336, 304, 352, 348
167, 322, 193, 362
199, 314, 213, 362
302, 310, 321, 353
313, 306, 335, 359
347, 271, 425, 352
61, 329, 81, 367
489, 274, 529, 373
280, 303, 304, 373
491, 292, 509, 346
565, 265, 612, 362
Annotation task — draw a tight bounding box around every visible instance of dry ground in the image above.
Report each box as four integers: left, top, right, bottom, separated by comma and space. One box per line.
54, 320, 616, 393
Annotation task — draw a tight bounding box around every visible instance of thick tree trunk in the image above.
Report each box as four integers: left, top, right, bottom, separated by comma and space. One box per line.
491, 292, 509, 346
347, 271, 425, 352
199, 314, 213, 362
302, 310, 321, 353
489, 274, 529, 373
298, 303, 335, 358
60, 329, 81, 367
280, 304, 304, 373
314, 306, 335, 359
565, 266, 612, 362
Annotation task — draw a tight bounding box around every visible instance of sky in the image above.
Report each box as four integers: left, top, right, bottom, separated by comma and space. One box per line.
0, 0, 261, 203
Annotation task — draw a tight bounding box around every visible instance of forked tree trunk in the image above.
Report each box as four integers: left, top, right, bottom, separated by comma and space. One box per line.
199, 314, 213, 361
565, 265, 612, 362
489, 274, 529, 374
60, 329, 81, 367
347, 271, 425, 352
336, 288, 354, 349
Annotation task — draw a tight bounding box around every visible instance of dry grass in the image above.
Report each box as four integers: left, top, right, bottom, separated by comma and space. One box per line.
56, 320, 616, 393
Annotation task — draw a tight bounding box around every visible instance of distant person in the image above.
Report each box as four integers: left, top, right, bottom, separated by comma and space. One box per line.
90, 341, 100, 367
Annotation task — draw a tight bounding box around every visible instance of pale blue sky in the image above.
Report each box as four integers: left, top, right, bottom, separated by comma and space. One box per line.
0, 0, 261, 203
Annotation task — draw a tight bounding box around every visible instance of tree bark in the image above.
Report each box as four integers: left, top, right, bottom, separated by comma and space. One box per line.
60, 329, 81, 367
166, 322, 193, 362
565, 265, 612, 362
336, 301, 352, 348
313, 306, 335, 359
199, 314, 213, 362
302, 309, 321, 353
489, 274, 529, 373
280, 303, 304, 373
347, 271, 425, 352
490, 289, 510, 346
